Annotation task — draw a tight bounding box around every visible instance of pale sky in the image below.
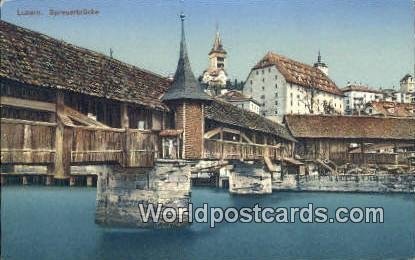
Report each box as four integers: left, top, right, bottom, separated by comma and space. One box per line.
2, 0, 414, 89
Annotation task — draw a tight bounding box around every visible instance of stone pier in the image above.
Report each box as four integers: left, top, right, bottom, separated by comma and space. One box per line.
95, 160, 191, 228
229, 161, 272, 194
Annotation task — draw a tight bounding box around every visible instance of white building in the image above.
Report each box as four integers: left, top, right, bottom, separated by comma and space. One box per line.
342, 84, 383, 115
217, 90, 260, 114
201, 29, 228, 95
399, 74, 414, 103
400, 74, 414, 94
243, 52, 343, 122
382, 88, 411, 103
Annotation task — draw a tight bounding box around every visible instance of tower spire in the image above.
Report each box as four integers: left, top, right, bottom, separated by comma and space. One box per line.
162, 13, 212, 102
314, 49, 329, 76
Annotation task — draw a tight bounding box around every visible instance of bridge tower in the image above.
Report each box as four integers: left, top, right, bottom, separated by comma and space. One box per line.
162, 13, 212, 160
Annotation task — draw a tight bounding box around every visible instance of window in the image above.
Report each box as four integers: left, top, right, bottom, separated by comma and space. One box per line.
262, 69, 264, 74
260, 95, 265, 99
262, 86, 265, 91
250, 80, 253, 85
275, 100, 278, 105
275, 84, 278, 89
275, 93, 278, 98
262, 78, 265, 82
256, 71, 259, 75
275, 110, 278, 115
275, 75, 278, 80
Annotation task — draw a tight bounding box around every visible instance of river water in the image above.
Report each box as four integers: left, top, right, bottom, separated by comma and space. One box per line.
2, 186, 414, 259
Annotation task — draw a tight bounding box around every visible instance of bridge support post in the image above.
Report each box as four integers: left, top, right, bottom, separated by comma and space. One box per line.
87, 176, 94, 187
69, 176, 76, 186
95, 160, 191, 228
22, 175, 28, 185
45, 176, 53, 186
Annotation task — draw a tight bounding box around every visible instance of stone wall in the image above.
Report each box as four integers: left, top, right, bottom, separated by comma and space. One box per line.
273, 174, 415, 193
95, 160, 191, 228
229, 162, 272, 194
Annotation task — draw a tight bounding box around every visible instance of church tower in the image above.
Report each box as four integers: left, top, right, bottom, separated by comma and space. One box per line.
313, 51, 329, 76
162, 13, 212, 159
201, 27, 228, 94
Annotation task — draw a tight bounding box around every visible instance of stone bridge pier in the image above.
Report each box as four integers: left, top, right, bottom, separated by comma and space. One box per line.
228, 161, 273, 194
95, 160, 191, 228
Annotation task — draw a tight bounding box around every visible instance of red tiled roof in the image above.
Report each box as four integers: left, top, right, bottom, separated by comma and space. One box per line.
367, 101, 415, 118
253, 52, 342, 96
285, 114, 415, 140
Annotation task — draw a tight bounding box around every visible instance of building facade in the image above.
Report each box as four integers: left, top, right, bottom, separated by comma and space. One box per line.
400, 74, 414, 94
243, 52, 343, 122
342, 84, 383, 115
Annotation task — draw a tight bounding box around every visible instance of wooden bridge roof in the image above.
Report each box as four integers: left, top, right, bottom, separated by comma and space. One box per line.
206, 99, 296, 142
0, 21, 170, 110
285, 115, 415, 141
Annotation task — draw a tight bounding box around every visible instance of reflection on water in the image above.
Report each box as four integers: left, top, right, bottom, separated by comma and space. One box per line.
2, 186, 415, 259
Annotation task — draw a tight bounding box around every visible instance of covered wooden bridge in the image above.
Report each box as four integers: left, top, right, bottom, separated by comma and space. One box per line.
0, 20, 295, 180
285, 115, 415, 167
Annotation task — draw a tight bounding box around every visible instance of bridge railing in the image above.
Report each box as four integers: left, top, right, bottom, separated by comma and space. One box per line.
70, 126, 125, 165
203, 139, 282, 161
1, 118, 56, 164
1, 119, 158, 168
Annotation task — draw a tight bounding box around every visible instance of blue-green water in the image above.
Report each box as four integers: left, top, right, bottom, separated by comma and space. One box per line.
2, 186, 415, 259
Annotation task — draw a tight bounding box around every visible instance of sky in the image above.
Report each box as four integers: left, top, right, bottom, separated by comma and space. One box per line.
1, 0, 414, 89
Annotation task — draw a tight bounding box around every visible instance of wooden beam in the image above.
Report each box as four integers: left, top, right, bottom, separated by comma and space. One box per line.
204, 127, 222, 139
53, 92, 72, 179
64, 105, 109, 128
1, 96, 56, 112
121, 103, 129, 129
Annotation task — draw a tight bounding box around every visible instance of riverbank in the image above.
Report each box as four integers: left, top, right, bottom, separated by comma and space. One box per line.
273, 174, 415, 193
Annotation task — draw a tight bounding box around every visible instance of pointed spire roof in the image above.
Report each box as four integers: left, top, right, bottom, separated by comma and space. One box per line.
209, 27, 226, 55
314, 50, 327, 68
162, 13, 212, 102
